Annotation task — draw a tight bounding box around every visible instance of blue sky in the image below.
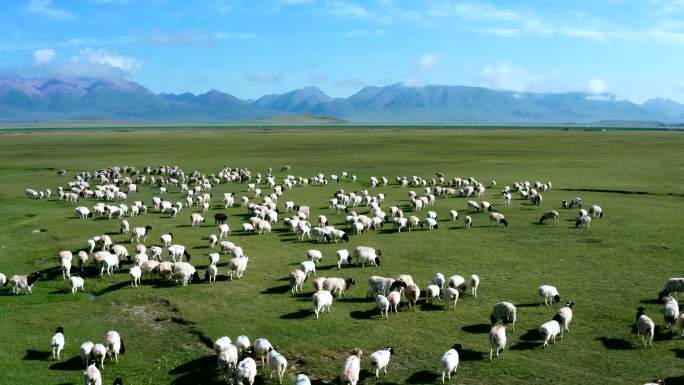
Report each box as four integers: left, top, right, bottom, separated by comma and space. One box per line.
2, 0, 684, 102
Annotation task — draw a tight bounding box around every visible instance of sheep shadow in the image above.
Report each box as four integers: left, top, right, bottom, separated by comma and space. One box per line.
260, 284, 291, 295
515, 302, 541, 308
280, 309, 313, 320
672, 348, 684, 358
316, 264, 338, 271
639, 298, 661, 305
596, 336, 634, 350
49, 355, 83, 371
654, 325, 675, 342
339, 297, 371, 303
406, 370, 440, 384
170, 355, 225, 385
461, 323, 491, 334
510, 341, 541, 350
420, 302, 445, 311
23, 349, 51, 361
350, 309, 378, 320
459, 348, 486, 362
91, 281, 131, 297
665, 376, 684, 385
193, 245, 210, 250
518, 328, 543, 341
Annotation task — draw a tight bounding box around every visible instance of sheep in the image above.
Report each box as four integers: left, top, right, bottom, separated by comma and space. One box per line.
538, 285, 561, 306
80, 341, 94, 368
490, 302, 517, 331
300, 260, 316, 277
168, 244, 192, 262
219, 223, 230, 238
217, 344, 238, 381
313, 290, 334, 319
439, 344, 461, 384
78, 251, 89, 268
447, 275, 467, 293
51, 326, 65, 360
569, 197, 582, 208
120, 220, 129, 235
213, 336, 233, 354
131, 225, 152, 243
92, 343, 106, 368
70, 276, 85, 293
191, 213, 205, 227
289, 269, 306, 294
589, 204, 603, 218
294, 374, 311, 385
253, 338, 273, 366
575, 215, 591, 228
160, 233, 173, 247
336, 249, 351, 269
75, 206, 92, 219
111, 245, 130, 263
323, 277, 355, 298
488, 324, 506, 362
467, 200, 480, 211
404, 283, 420, 309
662, 296, 679, 330
105, 331, 125, 364
100, 253, 120, 276
209, 234, 218, 249
354, 246, 381, 268
59, 250, 73, 280
235, 357, 257, 385
539, 210, 559, 224
267, 347, 288, 385
425, 217, 438, 230
228, 257, 249, 280
488, 212, 508, 227
444, 287, 459, 310
578, 209, 588, 217
464, 215, 472, 228
426, 285, 441, 303
141, 260, 159, 279
469, 274, 480, 299
10, 272, 40, 294
208, 252, 220, 266
553, 301, 574, 337
367, 276, 396, 298
387, 291, 401, 313
173, 262, 201, 286
84, 362, 102, 385
234, 335, 250, 355
376, 294, 390, 319
129, 266, 142, 287
307, 249, 323, 264
658, 278, 684, 300
220, 240, 236, 254
539, 320, 561, 348
149, 246, 162, 261
340, 348, 362, 385
215, 213, 228, 225
370, 347, 394, 379
449, 210, 459, 221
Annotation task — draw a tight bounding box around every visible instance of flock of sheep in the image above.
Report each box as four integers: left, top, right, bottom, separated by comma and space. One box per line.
3, 164, 676, 385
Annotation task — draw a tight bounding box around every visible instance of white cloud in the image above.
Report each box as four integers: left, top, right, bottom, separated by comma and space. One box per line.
25, 0, 75, 20
214, 32, 259, 40
247, 71, 284, 83
587, 77, 608, 94
418, 53, 442, 70
329, 1, 370, 18
336, 29, 386, 38
71, 48, 142, 75
33, 48, 55, 64
281, 0, 315, 4
481, 63, 534, 91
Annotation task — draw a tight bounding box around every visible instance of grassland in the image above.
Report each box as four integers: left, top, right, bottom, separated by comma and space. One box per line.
0, 128, 683, 385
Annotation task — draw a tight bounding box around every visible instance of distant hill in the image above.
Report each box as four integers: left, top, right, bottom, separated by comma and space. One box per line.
1, 76, 683, 125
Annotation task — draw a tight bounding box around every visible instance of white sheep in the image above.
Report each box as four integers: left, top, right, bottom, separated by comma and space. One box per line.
488, 212, 508, 226
84, 362, 102, 385
336, 249, 351, 269
307, 249, 323, 264
575, 215, 591, 228
370, 347, 394, 379
539, 210, 559, 224
219, 224, 230, 238
70, 276, 85, 293
51, 326, 65, 360
354, 246, 381, 268
267, 347, 288, 385
539, 320, 561, 348
161, 233, 173, 247
470, 274, 480, 299
491, 302, 517, 331
228, 256, 249, 280
235, 357, 257, 385
439, 344, 461, 384
313, 290, 333, 319
658, 278, 684, 300
253, 338, 273, 366
376, 294, 390, 319
120, 219, 129, 235
213, 336, 233, 354
105, 330, 125, 364
589, 204, 603, 218
92, 343, 106, 368
432, 273, 446, 290
294, 374, 311, 385
464, 216, 472, 228
340, 348, 362, 385
235, 335, 251, 355
449, 210, 459, 221
445, 287, 459, 310
300, 260, 316, 277
209, 234, 218, 249
80, 341, 94, 368
129, 266, 141, 287
426, 285, 441, 303
554, 301, 574, 337
173, 262, 200, 286
289, 269, 306, 294
367, 276, 396, 298
59, 250, 73, 280
131, 225, 152, 243
168, 244, 191, 262
323, 277, 355, 298
488, 324, 506, 362
663, 296, 679, 330
217, 344, 238, 381
538, 285, 561, 306
191, 213, 205, 227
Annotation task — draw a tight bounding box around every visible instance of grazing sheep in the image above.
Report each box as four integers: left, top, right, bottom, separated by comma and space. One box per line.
662, 296, 679, 330
267, 347, 288, 385
426, 285, 441, 303
191, 213, 205, 227
445, 287, 459, 310
589, 204, 603, 218
234, 335, 250, 355
367, 276, 396, 298
120, 220, 129, 235
488, 324, 506, 362
387, 291, 401, 313
538, 285, 561, 306
254, 338, 273, 366
470, 274, 480, 299
59, 251, 73, 280
336, 249, 351, 269
553, 301, 574, 337
578, 209, 588, 217
370, 347, 394, 379
575, 215, 591, 228
235, 357, 257, 385
100, 253, 120, 276
160, 233, 173, 247
289, 269, 306, 294
294, 374, 311, 385
488, 212, 508, 227
92, 343, 106, 368
84, 362, 102, 385
464, 216, 472, 228
439, 344, 461, 384
340, 348, 363, 385
313, 290, 334, 319
491, 302, 517, 331
658, 278, 684, 300
219, 224, 230, 238
323, 277, 355, 298
406, 283, 420, 309
70, 276, 85, 293
80, 341, 94, 368
51, 326, 65, 360
300, 260, 316, 277
307, 249, 323, 264
168, 244, 192, 262
449, 210, 459, 221
10, 272, 40, 294
432, 273, 446, 290
78, 251, 89, 268
129, 266, 142, 287
217, 343, 238, 381
131, 225, 152, 243
228, 257, 249, 280
354, 246, 381, 268
213, 336, 233, 354
447, 275, 467, 292
209, 234, 218, 249
105, 331, 125, 364
172, 262, 201, 286
376, 294, 390, 319
539, 210, 559, 224
539, 320, 561, 348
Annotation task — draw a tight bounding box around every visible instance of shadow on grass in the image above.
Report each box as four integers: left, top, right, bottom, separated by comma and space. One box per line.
639, 298, 661, 305
91, 281, 130, 296
350, 309, 378, 320
515, 302, 541, 308
672, 348, 684, 358
519, 328, 542, 341
420, 302, 444, 311
280, 309, 313, 320
339, 297, 371, 304
406, 370, 440, 384
596, 336, 634, 350
665, 376, 684, 385
261, 284, 291, 295
510, 341, 541, 350
49, 355, 83, 371
169, 355, 225, 385
459, 348, 486, 362
23, 349, 51, 361
460, 323, 491, 334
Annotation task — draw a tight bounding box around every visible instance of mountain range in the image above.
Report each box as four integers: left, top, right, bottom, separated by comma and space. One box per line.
1, 76, 683, 124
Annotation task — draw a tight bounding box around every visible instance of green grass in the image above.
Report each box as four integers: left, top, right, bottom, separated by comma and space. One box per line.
0, 128, 683, 385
